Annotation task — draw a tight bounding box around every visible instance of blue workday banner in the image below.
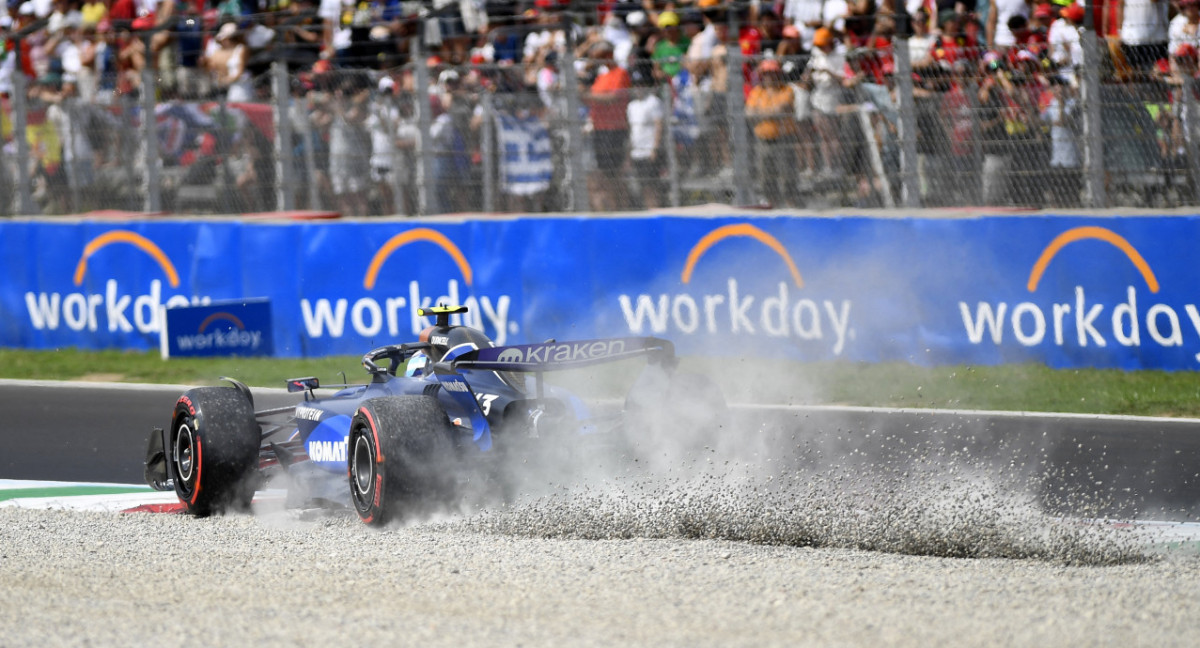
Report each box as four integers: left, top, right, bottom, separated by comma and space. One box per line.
2, 215, 1200, 370
163, 299, 274, 358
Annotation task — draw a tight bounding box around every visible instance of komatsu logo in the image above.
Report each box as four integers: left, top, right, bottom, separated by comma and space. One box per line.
618, 223, 854, 355
25, 230, 209, 334
308, 438, 348, 462
957, 226, 1200, 362
299, 228, 515, 344
305, 415, 352, 468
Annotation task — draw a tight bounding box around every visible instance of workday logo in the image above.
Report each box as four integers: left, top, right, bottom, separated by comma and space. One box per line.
26, 229, 207, 334
619, 223, 853, 355
299, 227, 515, 343
958, 226, 1200, 361
172, 311, 265, 352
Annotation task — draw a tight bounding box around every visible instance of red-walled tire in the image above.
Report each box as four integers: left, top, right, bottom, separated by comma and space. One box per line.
348, 396, 457, 526
170, 387, 260, 517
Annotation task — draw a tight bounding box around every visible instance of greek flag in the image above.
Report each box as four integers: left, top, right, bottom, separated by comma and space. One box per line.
672, 70, 700, 146
494, 111, 552, 196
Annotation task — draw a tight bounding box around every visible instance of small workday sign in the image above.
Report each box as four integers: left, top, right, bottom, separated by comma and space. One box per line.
160, 299, 274, 359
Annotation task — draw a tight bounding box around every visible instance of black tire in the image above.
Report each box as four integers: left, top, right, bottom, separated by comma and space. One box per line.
170, 386, 261, 517
624, 365, 729, 458
348, 396, 458, 526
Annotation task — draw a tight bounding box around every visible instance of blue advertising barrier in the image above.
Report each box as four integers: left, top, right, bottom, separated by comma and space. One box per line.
2, 215, 1199, 370
162, 298, 274, 358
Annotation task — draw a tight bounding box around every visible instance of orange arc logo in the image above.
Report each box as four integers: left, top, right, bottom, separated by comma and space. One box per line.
363, 228, 473, 290
72, 230, 181, 288
681, 223, 804, 287
198, 312, 245, 333
1026, 226, 1160, 293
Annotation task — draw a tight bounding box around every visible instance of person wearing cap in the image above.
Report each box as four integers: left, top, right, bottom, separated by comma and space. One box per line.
80, 0, 106, 28
808, 27, 849, 179
1039, 71, 1080, 206
626, 67, 666, 208
602, 10, 636, 70
746, 58, 798, 205
1029, 2, 1057, 46
585, 40, 632, 210
1048, 3, 1084, 73
364, 74, 407, 215
652, 10, 690, 80
207, 21, 252, 102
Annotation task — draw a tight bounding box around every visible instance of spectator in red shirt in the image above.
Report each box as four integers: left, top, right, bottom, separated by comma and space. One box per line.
584, 40, 632, 210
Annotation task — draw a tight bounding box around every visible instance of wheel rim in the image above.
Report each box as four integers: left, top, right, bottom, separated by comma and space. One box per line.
174, 421, 195, 483
352, 433, 375, 498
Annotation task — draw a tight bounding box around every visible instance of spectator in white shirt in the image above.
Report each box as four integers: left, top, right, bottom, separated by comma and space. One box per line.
1048, 3, 1085, 82
1119, 0, 1169, 70
1169, 0, 1200, 58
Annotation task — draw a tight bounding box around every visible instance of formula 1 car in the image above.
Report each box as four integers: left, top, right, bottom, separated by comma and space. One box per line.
143, 305, 724, 524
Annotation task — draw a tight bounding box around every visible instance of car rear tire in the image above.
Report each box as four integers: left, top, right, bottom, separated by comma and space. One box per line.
348, 396, 458, 526
170, 386, 260, 516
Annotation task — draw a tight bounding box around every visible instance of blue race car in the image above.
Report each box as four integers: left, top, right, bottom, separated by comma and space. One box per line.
144, 305, 719, 524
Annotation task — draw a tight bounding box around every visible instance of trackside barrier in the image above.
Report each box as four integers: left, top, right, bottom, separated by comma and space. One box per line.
3, 214, 1200, 370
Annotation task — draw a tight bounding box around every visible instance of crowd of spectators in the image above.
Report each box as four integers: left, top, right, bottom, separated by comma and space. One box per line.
1, 0, 1198, 214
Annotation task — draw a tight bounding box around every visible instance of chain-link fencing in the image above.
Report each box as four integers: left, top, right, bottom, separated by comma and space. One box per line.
2, 14, 1200, 216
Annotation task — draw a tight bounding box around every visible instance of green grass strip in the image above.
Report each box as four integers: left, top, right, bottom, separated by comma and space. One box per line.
0, 485, 152, 502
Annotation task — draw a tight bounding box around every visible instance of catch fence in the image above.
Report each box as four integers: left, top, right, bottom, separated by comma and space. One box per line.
2, 22, 1197, 216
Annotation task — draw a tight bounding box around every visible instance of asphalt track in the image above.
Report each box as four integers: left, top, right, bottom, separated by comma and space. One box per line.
2, 379, 1199, 518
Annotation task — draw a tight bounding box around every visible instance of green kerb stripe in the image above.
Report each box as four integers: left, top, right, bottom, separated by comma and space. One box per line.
0, 486, 152, 502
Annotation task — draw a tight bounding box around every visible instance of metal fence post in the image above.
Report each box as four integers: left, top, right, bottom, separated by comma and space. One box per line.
298, 102, 321, 211
12, 54, 34, 215
272, 60, 295, 211
663, 83, 680, 207
412, 39, 433, 216
481, 91, 495, 212
1183, 76, 1200, 206
65, 98, 80, 212
893, 37, 921, 208
559, 26, 589, 212
387, 88, 406, 216
727, 12, 751, 206
1080, 28, 1107, 208
968, 78, 983, 204
140, 37, 161, 213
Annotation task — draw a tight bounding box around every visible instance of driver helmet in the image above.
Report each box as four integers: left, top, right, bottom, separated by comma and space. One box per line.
405, 351, 429, 377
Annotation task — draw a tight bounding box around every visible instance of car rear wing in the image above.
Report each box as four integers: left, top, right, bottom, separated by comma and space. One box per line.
442, 336, 675, 374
